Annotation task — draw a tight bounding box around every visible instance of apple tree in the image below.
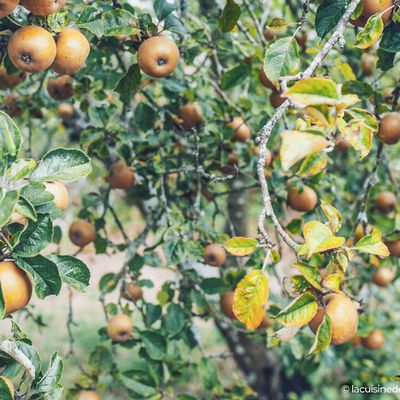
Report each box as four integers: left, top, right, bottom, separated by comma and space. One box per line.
0, 0, 400, 399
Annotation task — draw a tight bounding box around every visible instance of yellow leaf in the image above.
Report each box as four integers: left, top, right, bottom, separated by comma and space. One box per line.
284, 77, 359, 108
353, 229, 390, 257
280, 130, 330, 171
304, 107, 331, 127
224, 237, 258, 256
320, 200, 342, 234
333, 63, 356, 82
323, 273, 344, 292
233, 269, 269, 330
370, 255, 380, 268
302, 221, 345, 258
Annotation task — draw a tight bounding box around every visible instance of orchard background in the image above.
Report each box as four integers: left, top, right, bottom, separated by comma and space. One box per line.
0, 0, 399, 399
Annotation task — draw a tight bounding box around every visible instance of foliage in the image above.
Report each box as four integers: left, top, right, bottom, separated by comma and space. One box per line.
0, 0, 399, 399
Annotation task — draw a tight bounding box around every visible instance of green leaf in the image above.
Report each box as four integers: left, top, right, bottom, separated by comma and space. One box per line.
224, 237, 258, 256
320, 200, 342, 234
0, 284, 5, 320
355, 14, 384, 49
353, 229, 390, 257
119, 374, 157, 397
128, 254, 144, 273
115, 64, 142, 98
15, 256, 61, 299
341, 80, 373, 99
300, 221, 345, 258
0, 190, 18, 228
35, 352, 63, 393
30, 149, 91, 182
8, 159, 36, 181
316, 0, 346, 38
0, 340, 41, 380
77, 7, 105, 38
200, 277, 226, 294
221, 64, 251, 90
177, 395, 197, 400
233, 269, 269, 330
307, 314, 332, 357
15, 196, 37, 222
0, 377, 13, 400
102, 9, 138, 36
274, 292, 318, 327
164, 14, 186, 34
379, 21, 400, 53
140, 331, 167, 360
294, 262, 322, 290
46, 255, 90, 292
47, 10, 69, 33
218, 0, 241, 33
377, 48, 395, 71
198, 358, 219, 391
263, 36, 300, 88
286, 219, 302, 235
154, 0, 176, 21
163, 303, 185, 336
144, 303, 162, 327
88, 346, 113, 373
280, 131, 330, 171
20, 183, 53, 206
0, 110, 22, 159
37, 385, 63, 400
13, 214, 53, 257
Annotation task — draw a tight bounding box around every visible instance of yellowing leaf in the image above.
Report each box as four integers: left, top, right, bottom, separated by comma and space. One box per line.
320, 200, 342, 234
304, 107, 331, 127
280, 131, 330, 171
284, 77, 359, 108
353, 229, 390, 257
274, 291, 318, 327
283, 275, 309, 298
307, 314, 332, 357
302, 221, 345, 258
322, 273, 344, 292
370, 255, 380, 268
337, 108, 378, 159
224, 237, 258, 256
297, 152, 328, 177
332, 63, 356, 82
271, 249, 281, 263
285, 78, 337, 104
294, 262, 322, 290
268, 18, 288, 31
335, 251, 350, 272
355, 14, 384, 49
233, 269, 269, 330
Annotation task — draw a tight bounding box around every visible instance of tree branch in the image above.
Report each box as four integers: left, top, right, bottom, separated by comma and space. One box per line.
256, 0, 361, 251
